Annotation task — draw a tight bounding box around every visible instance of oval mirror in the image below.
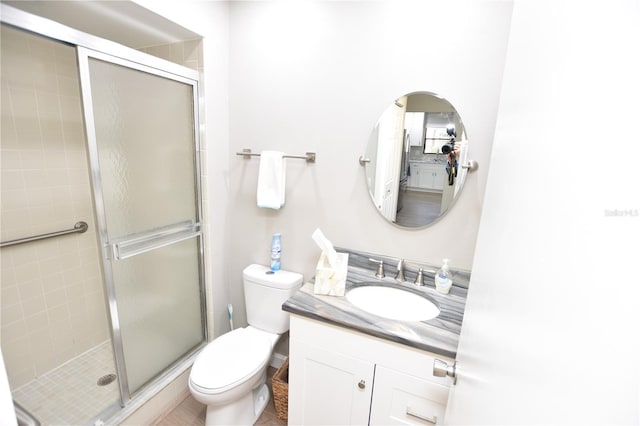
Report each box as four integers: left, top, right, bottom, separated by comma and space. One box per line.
364, 92, 469, 228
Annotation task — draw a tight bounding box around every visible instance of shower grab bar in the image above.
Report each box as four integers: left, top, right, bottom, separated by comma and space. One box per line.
0, 221, 88, 248
236, 148, 316, 163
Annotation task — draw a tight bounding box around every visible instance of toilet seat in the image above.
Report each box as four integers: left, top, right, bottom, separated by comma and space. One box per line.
190, 328, 271, 395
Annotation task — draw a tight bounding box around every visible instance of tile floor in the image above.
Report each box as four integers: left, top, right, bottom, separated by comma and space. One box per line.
153, 367, 287, 426
12, 340, 119, 425
12, 343, 286, 426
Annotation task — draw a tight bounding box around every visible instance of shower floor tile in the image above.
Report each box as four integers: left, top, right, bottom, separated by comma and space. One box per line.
12, 340, 119, 426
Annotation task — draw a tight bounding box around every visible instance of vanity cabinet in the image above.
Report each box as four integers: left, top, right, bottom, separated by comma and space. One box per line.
408, 163, 446, 191
288, 315, 452, 425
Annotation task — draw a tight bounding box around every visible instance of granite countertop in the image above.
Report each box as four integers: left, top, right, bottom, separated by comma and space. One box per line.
282, 253, 468, 359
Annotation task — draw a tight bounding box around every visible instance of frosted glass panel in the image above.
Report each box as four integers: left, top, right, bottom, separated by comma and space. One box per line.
88, 58, 196, 238
113, 237, 203, 393
84, 53, 204, 398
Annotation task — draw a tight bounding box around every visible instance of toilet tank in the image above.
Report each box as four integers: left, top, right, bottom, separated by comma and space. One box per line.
243, 264, 303, 334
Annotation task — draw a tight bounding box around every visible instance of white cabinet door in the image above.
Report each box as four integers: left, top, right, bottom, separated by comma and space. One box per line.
415, 164, 429, 189
431, 166, 446, 191
370, 366, 449, 425
408, 163, 420, 188
288, 339, 375, 425
405, 112, 425, 147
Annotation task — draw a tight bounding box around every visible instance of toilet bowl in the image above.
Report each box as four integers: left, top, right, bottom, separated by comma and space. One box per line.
189, 264, 303, 425
189, 327, 277, 425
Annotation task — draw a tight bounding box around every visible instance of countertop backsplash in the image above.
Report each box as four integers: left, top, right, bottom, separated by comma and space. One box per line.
337, 247, 470, 293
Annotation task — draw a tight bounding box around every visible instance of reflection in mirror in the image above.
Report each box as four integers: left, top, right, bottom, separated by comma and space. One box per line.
364, 92, 469, 228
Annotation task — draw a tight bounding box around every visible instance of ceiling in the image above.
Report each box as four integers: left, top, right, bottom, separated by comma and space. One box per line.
3, 1, 201, 48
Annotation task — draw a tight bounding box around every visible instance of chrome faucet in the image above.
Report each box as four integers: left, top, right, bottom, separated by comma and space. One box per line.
395, 259, 405, 282
369, 258, 385, 278
414, 268, 424, 286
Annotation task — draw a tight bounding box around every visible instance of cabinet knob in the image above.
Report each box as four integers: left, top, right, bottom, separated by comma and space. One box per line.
433, 359, 457, 385
358, 380, 366, 389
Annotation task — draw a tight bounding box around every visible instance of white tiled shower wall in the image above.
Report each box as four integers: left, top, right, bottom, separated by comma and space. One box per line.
0, 25, 109, 388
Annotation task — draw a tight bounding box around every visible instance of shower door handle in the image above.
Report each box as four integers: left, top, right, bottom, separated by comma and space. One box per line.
109, 221, 200, 260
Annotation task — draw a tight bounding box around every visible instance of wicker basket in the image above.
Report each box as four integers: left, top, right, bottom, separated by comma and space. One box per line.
271, 356, 289, 421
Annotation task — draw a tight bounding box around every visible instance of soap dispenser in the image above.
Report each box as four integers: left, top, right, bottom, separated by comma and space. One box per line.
435, 259, 453, 294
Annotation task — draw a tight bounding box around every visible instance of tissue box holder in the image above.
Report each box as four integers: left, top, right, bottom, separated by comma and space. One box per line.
314, 252, 349, 296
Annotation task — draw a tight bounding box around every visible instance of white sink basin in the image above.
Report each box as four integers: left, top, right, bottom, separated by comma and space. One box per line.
345, 285, 440, 322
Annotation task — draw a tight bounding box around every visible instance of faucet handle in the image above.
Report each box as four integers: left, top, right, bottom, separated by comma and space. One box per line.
368, 258, 385, 278
414, 268, 424, 286
395, 259, 405, 282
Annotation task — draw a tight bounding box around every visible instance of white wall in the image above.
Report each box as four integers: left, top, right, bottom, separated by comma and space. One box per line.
447, 0, 640, 423
132, 1, 512, 338
226, 1, 513, 329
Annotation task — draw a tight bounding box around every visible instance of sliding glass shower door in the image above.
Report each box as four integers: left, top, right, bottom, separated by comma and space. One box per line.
77, 48, 206, 400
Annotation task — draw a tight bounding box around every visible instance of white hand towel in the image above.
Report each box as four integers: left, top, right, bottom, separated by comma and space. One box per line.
257, 151, 286, 209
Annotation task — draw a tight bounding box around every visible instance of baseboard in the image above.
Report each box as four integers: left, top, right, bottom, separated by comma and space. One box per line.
117, 369, 191, 426
269, 352, 286, 369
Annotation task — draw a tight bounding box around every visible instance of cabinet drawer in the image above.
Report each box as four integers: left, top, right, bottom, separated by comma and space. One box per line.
370, 365, 449, 425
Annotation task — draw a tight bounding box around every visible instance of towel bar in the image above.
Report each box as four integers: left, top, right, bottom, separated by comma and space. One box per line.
236, 148, 316, 163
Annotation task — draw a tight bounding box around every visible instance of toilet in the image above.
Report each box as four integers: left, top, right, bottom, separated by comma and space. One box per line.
189, 264, 303, 425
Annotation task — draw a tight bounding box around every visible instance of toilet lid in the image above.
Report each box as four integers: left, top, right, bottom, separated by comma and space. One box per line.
190, 328, 271, 392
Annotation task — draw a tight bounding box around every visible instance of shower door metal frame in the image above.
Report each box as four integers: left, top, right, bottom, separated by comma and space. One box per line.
1, 2, 208, 410
77, 47, 207, 405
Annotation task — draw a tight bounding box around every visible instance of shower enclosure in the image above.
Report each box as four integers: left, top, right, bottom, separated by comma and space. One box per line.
1, 5, 206, 425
